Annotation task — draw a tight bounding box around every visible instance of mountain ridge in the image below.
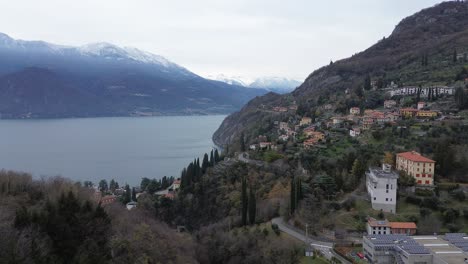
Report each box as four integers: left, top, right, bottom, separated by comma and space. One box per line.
214, 0, 468, 147
0, 33, 268, 118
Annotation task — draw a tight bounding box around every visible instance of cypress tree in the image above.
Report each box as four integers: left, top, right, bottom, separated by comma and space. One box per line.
290, 176, 296, 215
109, 179, 116, 193
248, 185, 256, 225
214, 149, 220, 163
202, 154, 209, 173
186, 163, 194, 185
240, 132, 246, 152
241, 176, 248, 226
123, 184, 131, 204
180, 168, 187, 189
131, 187, 137, 201
364, 74, 372, 90
453, 49, 458, 63
210, 150, 214, 166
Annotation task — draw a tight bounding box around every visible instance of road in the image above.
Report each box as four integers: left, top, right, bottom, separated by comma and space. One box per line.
237, 152, 264, 166
272, 217, 351, 264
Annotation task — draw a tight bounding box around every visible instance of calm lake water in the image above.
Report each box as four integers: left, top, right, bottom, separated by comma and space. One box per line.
0, 115, 225, 186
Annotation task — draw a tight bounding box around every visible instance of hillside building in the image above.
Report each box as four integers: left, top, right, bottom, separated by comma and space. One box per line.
384, 100, 397, 109
350, 107, 361, 115
299, 117, 312, 126
366, 218, 417, 236
396, 151, 435, 186
366, 164, 399, 213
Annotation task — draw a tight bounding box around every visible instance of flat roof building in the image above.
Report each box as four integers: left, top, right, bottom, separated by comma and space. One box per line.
366, 164, 399, 213
364, 234, 468, 264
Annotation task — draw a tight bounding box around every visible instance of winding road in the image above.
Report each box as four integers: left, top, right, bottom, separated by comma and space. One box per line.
272, 217, 350, 264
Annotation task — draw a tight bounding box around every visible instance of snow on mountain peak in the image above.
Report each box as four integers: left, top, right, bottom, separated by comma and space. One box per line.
78, 42, 173, 67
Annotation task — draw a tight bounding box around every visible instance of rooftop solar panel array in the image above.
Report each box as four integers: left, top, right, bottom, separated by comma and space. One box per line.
444, 233, 468, 252
367, 234, 430, 255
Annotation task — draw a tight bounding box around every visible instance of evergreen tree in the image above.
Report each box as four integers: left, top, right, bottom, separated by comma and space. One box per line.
131, 187, 137, 201
240, 132, 246, 152
202, 154, 209, 173
123, 184, 131, 204
210, 149, 214, 166
140, 177, 150, 191
98, 179, 108, 192
453, 49, 458, 63
186, 163, 194, 184
109, 179, 116, 193
455, 87, 466, 109
241, 176, 248, 226
180, 168, 187, 189
364, 74, 372, 90
290, 176, 296, 215
214, 149, 220, 163
147, 179, 159, 195
161, 176, 169, 189
248, 185, 256, 225
351, 159, 366, 187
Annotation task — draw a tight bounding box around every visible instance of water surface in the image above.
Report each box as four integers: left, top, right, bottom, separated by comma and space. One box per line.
0, 115, 225, 186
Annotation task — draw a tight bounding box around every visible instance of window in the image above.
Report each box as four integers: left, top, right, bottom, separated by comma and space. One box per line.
428, 174, 432, 178
386, 198, 389, 201
426, 180, 430, 184
374, 197, 376, 200
422, 174, 426, 177
386, 190, 389, 193
416, 174, 420, 177
386, 184, 389, 189
417, 180, 422, 184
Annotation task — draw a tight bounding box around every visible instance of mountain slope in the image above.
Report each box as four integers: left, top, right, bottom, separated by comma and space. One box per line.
214, 0, 468, 146
0, 33, 267, 118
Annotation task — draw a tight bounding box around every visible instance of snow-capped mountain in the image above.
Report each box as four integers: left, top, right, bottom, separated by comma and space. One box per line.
207, 74, 301, 94
0, 33, 184, 70
0, 33, 267, 118
206, 74, 250, 87
77, 42, 176, 68
249, 77, 301, 93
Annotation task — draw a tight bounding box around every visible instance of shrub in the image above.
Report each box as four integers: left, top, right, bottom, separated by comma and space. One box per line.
406, 195, 422, 205
450, 190, 466, 201
415, 188, 434, 197
421, 197, 440, 210
271, 223, 280, 236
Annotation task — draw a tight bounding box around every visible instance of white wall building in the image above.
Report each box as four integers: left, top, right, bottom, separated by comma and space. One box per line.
366, 164, 399, 213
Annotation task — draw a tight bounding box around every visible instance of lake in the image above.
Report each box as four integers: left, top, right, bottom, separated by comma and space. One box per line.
0, 115, 226, 186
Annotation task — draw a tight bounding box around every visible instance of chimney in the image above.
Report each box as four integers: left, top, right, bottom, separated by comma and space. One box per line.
382, 163, 392, 173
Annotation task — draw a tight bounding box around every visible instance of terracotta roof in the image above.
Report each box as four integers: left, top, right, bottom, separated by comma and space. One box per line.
397, 151, 435, 163
389, 222, 417, 229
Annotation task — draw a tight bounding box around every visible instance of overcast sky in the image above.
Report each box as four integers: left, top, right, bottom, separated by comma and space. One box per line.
0, 0, 442, 81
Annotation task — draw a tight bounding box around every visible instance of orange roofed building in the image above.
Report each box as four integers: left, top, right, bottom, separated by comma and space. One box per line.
389, 222, 417, 235
396, 151, 435, 186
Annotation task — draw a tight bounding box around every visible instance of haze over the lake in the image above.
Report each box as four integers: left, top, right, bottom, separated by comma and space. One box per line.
0, 116, 225, 186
